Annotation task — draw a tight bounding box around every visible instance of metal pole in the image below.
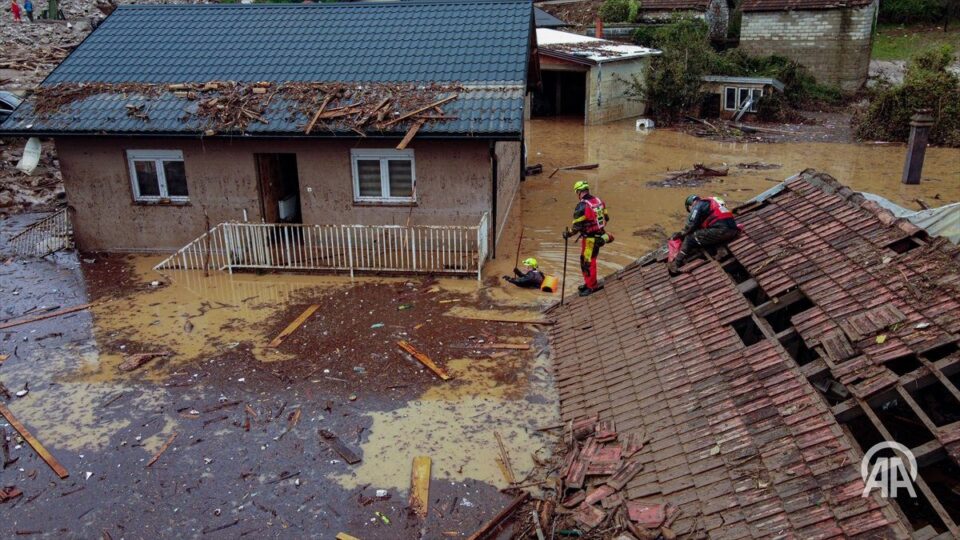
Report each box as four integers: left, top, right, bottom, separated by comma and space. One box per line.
560, 232, 570, 306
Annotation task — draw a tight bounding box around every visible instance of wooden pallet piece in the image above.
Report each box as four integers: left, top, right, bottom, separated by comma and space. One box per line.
0, 403, 68, 478
268, 304, 320, 347
397, 341, 451, 380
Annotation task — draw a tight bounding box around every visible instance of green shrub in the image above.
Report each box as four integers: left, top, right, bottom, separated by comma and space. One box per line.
710, 49, 844, 107
878, 0, 949, 24
599, 0, 630, 22
853, 45, 960, 146
632, 25, 659, 47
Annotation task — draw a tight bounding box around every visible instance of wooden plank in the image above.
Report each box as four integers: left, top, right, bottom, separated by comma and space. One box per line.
268, 304, 320, 347
0, 403, 68, 478
397, 341, 451, 380
0, 302, 94, 330
453, 343, 531, 351
146, 432, 178, 468
548, 162, 599, 178
494, 431, 516, 485
396, 119, 425, 151
467, 492, 531, 540
409, 455, 431, 518
382, 95, 458, 127
335, 534, 361, 540
320, 429, 361, 464
304, 95, 333, 135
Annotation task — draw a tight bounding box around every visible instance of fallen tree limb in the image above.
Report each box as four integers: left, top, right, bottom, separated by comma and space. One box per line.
548, 162, 599, 178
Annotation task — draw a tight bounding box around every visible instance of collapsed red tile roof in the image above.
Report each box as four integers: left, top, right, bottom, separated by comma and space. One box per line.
547, 170, 960, 537
740, 0, 874, 11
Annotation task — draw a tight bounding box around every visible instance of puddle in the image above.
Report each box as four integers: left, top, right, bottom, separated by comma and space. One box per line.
513, 118, 960, 297
332, 351, 558, 492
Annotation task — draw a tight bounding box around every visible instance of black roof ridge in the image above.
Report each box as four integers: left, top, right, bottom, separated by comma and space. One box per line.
115, 0, 531, 9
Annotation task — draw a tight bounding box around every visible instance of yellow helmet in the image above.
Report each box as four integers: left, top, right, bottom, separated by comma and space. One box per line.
522, 257, 538, 269
573, 181, 590, 193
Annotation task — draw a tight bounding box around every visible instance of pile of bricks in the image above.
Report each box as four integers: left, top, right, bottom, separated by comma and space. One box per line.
540, 417, 681, 539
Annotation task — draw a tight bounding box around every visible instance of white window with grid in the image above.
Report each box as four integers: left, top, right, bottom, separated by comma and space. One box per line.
126, 150, 188, 203
350, 149, 416, 203
724, 87, 764, 112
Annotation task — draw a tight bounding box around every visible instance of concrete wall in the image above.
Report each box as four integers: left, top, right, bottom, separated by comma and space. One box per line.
739, 0, 877, 91
56, 136, 501, 253
494, 141, 522, 256
585, 57, 651, 125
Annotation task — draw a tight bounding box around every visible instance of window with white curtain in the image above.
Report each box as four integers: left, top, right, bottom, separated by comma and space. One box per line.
350, 149, 416, 203
126, 150, 188, 202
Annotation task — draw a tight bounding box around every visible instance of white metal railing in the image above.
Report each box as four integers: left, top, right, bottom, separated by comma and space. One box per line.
7, 209, 73, 258
154, 215, 489, 280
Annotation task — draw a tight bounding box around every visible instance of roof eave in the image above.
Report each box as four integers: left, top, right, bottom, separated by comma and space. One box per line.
0, 129, 523, 141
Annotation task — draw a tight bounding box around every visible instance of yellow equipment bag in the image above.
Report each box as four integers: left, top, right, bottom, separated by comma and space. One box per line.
540, 275, 559, 293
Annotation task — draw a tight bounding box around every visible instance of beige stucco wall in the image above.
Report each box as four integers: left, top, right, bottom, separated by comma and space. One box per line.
586, 57, 651, 125
56, 136, 500, 253
494, 141, 522, 256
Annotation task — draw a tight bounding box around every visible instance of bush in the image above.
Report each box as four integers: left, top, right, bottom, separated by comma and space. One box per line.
711, 49, 844, 107
878, 0, 950, 24
853, 45, 960, 146
599, 0, 630, 22
632, 25, 659, 47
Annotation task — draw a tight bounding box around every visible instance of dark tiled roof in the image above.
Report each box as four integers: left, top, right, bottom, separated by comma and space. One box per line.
1, 0, 532, 137
741, 0, 873, 11
547, 171, 960, 537
534, 6, 569, 27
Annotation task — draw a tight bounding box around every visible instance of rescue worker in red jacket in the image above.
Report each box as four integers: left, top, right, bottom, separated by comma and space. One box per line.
563, 181, 613, 296
667, 194, 740, 274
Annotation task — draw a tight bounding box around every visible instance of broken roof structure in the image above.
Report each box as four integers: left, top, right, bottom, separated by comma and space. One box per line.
1, 0, 537, 138
548, 170, 960, 537
536, 28, 659, 64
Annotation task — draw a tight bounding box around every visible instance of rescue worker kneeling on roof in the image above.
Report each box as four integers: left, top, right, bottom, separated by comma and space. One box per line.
503, 257, 545, 289
562, 181, 613, 297
667, 194, 740, 274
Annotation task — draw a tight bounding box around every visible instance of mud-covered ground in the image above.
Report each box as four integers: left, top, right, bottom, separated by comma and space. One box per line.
0, 213, 559, 538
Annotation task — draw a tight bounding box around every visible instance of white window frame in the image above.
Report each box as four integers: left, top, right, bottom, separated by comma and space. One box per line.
126, 149, 188, 203
723, 87, 764, 113
350, 148, 416, 203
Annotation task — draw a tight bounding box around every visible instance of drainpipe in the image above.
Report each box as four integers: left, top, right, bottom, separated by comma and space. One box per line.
489, 141, 498, 259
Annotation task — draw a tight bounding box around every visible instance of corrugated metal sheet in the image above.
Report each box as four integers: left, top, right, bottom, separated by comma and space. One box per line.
861, 193, 960, 244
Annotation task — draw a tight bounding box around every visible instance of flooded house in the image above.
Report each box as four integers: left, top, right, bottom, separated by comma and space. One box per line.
548, 170, 960, 537
700, 75, 785, 119
533, 28, 660, 125
0, 0, 539, 277
737, 0, 878, 91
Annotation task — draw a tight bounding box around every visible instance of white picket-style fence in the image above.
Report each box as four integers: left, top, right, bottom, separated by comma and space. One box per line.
154, 214, 489, 280
7, 209, 73, 258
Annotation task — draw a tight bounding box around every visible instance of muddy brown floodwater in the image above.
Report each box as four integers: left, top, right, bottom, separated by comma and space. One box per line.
512, 118, 960, 297
0, 118, 957, 538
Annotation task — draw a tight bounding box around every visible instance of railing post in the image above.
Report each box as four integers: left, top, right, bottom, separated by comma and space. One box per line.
346, 227, 354, 279
224, 224, 234, 274
411, 228, 417, 272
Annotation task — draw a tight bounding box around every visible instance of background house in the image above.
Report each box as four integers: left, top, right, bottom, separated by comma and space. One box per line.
700, 75, 785, 119
0, 0, 538, 276
738, 0, 879, 91
533, 28, 660, 125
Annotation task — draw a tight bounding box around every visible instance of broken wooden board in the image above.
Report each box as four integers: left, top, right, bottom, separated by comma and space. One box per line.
268, 304, 320, 347
548, 162, 599, 178
494, 431, 516, 485
320, 429, 361, 464
335, 534, 360, 540
118, 351, 171, 372
396, 119, 425, 150
409, 455, 431, 518
304, 95, 333, 135
0, 302, 94, 330
0, 403, 68, 479
0, 486, 22, 503
443, 311, 555, 325
397, 341, 451, 380
146, 432, 178, 468
467, 492, 530, 540
382, 95, 457, 127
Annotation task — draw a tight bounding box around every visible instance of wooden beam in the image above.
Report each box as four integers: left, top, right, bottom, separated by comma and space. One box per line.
467, 492, 531, 540
396, 119, 425, 151
0, 403, 68, 478
736, 278, 758, 294
268, 305, 320, 348
0, 302, 94, 330
753, 288, 806, 318
382, 95, 458, 128
320, 429, 361, 464
304, 94, 333, 135
397, 341, 451, 380
409, 456, 431, 518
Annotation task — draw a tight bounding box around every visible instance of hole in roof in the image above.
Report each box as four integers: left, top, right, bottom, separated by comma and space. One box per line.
721, 258, 752, 285
779, 332, 819, 366
887, 237, 920, 254
872, 397, 935, 448
810, 373, 849, 406
919, 458, 960, 528
885, 354, 923, 376
743, 286, 770, 307
729, 316, 764, 347
910, 380, 960, 427
843, 408, 886, 457
763, 295, 815, 333
924, 341, 959, 362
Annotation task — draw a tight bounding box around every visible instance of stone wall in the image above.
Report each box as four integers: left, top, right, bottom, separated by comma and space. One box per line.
739, 0, 878, 91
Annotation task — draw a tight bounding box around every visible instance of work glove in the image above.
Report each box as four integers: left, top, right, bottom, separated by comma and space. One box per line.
562, 228, 574, 240
513, 268, 523, 277
670, 232, 683, 241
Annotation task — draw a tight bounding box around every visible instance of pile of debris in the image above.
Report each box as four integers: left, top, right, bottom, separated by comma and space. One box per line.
0, 21, 87, 89
489, 417, 686, 540
31, 81, 465, 136
0, 138, 65, 214
646, 163, 728, 188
